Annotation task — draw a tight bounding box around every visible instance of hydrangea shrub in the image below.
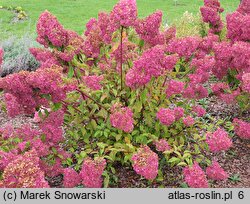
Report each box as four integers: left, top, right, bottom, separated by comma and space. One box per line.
0, 0, 249, 188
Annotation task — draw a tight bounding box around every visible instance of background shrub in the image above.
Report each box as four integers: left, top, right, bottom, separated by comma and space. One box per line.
0, 34, 39, 77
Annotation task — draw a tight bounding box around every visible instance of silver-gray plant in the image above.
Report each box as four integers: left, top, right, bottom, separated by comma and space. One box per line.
0, 34, 40, 77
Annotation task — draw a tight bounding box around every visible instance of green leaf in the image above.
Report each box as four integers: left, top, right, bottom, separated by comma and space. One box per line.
68, 66, 74, 78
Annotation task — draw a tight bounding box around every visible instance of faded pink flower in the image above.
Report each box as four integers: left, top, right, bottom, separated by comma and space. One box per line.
110, 0, 138, 29
183, 116, 195, 126
183, 162, 209, 188
206, 160, 228, 180
110, 105, 134, 133
192, 105, 206, 117
132, 146, 159, 180
0, 150, 49, 188
80, 157, 106, 188
165, 80, 185, 98
157, 108, 175, 126
242, 73, 250, 93
206, 128, 232, 152
154, 139, 171, 152
173, 107, 185, 120
233, 118, 250, 140
63, 168, 81, 188
36, 10, 68, 47
82, 75, 104, 90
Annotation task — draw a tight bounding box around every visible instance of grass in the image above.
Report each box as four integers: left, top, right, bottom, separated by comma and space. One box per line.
0, 0, 240, 40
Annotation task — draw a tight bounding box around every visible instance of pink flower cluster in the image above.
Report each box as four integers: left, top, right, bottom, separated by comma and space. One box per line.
206, 160, 228, 180
183, 84, 208, 100
192, 105, 206, 117
135, 11, 165, 46
226, 7, 250, 42
110, 105, 134, 133
157, 108, 176, 126
211, 83, 240, 104
212, 42, 232, 79
233, 118, 250, 140
242, 73, 250, 93
183, 162, 209, 188
0, 66, 75, 117
231, 41, 250, 75
157, 107, 187, 126
126, 46, 178, 88
110, 0, 137, 29
200, 0, 224, 33
206, 128, 232, 152
111, 38, 138, 65
30, 48, 60, 69
237, 0, 250, 15
166, 37, 201, 59
63, 168, 81, 188
37, 10, 68, 48
39, 110, 65, 144
79, 157, 106, 188
0, 150, 49, 188
132, 146, 159, 180
82, 75, 104, 90
183, 116, 195, 127
154, 139, 171, 152
165, 80, 185, 98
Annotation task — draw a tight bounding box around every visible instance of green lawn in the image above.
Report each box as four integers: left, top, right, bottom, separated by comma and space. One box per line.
0, 0, 240, 39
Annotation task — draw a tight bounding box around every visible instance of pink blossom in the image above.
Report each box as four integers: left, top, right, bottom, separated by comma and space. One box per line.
198, 33, 219, 54
212, 42, 232, 79
226, 11, 250, 42
63, 168, 81, 188
211, 82, 230, 96
183, 116, 195, 126
0, 123, 14, 139
183, 162, 209, 188
30, 48, 60, 69
110, 0, 137, 29
166, 37, 201, 59
110, 105, 134, 133
165, 80, 185, 98
200, 0, 224, 33
157, 108, 175, 126
233, 118, 250, 140
0, 151, 17, 171
192, 106, 206, 117
154, 139, 171, 152
14, 125, 40, 142
132, 146, 159, 180
242, 73, 250, 93
237, 0, 250, 15
206, 128, 232, 152
80, 157, 106, 188
231, 41, 250, 72
206, 160, 228, 180
82, 75, 104, 90
135, 11, 164, 46
31, 139, 50, 157
126, 46, 178, 88
39, 110, 64, 144
37, 11, 68, 47
0, 150, 49, 188
173, 107, 185, 120
183, 84, 208, 99
39, 158, 63, 177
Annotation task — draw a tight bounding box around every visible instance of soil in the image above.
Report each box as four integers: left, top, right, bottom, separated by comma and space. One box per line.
0, 94, 249, 188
